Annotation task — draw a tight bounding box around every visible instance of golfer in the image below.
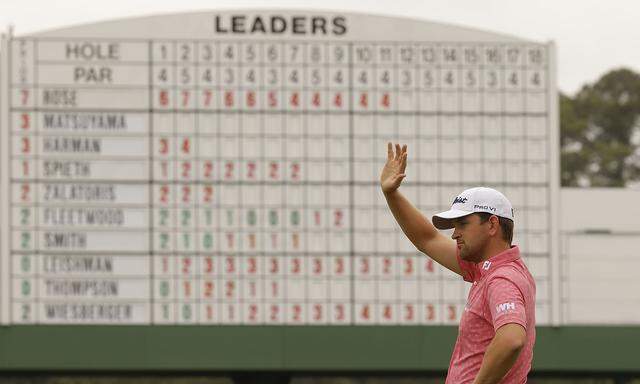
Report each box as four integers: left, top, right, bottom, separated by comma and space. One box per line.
381, 143, 536, 383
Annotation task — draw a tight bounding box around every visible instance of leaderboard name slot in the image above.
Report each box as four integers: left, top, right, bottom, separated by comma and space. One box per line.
10, 38, 152, 324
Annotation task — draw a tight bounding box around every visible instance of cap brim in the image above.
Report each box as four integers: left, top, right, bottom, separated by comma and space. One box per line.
432, 209, 473, 230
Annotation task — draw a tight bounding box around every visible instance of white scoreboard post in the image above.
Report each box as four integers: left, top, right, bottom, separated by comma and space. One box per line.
1, 29, 11, 325
0, 11, 559, 326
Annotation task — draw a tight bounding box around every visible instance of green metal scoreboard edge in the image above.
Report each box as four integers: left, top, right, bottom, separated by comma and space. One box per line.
0, 326, 638, 372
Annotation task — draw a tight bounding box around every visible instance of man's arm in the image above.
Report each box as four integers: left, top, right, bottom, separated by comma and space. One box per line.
472, 323, 527, 384
380, 143, 460, 276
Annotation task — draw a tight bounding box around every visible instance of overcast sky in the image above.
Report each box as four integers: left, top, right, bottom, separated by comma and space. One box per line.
2, 0, 638, 95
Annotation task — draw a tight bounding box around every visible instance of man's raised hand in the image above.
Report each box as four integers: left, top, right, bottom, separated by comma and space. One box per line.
380, 143, 407, 194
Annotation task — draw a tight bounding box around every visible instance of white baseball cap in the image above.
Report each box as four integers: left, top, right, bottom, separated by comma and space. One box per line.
432, 187, 514, 230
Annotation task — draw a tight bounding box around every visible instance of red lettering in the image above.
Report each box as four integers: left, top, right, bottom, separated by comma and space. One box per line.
21, 184, 30, 202
404, 258, 414, 275
204, 257, 214, 273
182, 257, 191, 274
405, 305, 414, 321
181, 90, 190, 107
359, 93, 368, 108
383, 305, 392, 320
181, 138, 190, 154
247, 91, 256, 108
203, 185, 213, 203
448, 305, 456, 321
268, 91, 278, 108
225, 161, 234, 179
247, 161, 256, 179
336, 304, 345, 321
291, 162, 300, 180
334, 92, 342, 107
159, 90, 169, 107
361, 305, 370, 320
159, 185, 169, 204
204, 281, 214, 298
224, 91, 234, 107
21, 89, 29, 106
20, 114, 30, 130
203, 89, 212, 107
381, 92, 390, 108
360, 258, 369, 274
203, 161, 213, 179
290, 92, 299, 107
159, 138, 169, 155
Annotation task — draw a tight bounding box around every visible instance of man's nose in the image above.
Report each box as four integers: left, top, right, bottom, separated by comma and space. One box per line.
451, 228, 460, 240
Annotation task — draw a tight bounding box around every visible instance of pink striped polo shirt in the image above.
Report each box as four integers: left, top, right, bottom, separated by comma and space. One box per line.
445, 246, 536, 384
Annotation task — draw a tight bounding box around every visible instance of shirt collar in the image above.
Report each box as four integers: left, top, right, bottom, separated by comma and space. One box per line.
477, 245, 521, 278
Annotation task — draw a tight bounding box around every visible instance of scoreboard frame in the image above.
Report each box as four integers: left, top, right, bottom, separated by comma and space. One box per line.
2, 10, 623, 373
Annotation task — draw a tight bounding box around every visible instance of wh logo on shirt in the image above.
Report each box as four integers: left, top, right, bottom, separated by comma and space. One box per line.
496, 302, 516, 313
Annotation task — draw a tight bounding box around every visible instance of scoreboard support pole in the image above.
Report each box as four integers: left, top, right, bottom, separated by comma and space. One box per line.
548, 41, 561, 327
0, 30, 11, 326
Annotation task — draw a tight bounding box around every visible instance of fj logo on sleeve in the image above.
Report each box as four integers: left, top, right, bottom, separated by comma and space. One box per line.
496, 302, 516, 313
482, 261, 491, 270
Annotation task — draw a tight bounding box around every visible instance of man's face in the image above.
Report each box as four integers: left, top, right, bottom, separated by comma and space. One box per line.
451, 214, 491, 263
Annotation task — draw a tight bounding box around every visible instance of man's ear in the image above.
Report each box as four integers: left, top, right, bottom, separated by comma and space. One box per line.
489, 215, 500, 236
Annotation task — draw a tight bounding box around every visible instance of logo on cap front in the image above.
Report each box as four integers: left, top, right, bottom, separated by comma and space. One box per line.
453, 196, 468, 205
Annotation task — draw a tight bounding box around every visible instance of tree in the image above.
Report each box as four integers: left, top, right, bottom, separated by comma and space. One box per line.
560, 68, 640, 187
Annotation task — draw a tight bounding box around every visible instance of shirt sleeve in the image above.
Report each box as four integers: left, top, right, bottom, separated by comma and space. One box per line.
456, 248, 478, 283
487, 276, 527, 331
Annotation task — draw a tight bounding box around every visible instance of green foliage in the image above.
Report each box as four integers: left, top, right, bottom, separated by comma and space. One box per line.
560, 68, 640, 187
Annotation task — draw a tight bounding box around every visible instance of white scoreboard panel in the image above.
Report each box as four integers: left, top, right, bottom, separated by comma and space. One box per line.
0, 11, 559, 325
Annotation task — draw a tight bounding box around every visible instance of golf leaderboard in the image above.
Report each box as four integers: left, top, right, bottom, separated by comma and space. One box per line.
0, 11, 559, 326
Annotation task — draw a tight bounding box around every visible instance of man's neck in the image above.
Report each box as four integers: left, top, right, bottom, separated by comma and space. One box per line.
478, 241, 511, 264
